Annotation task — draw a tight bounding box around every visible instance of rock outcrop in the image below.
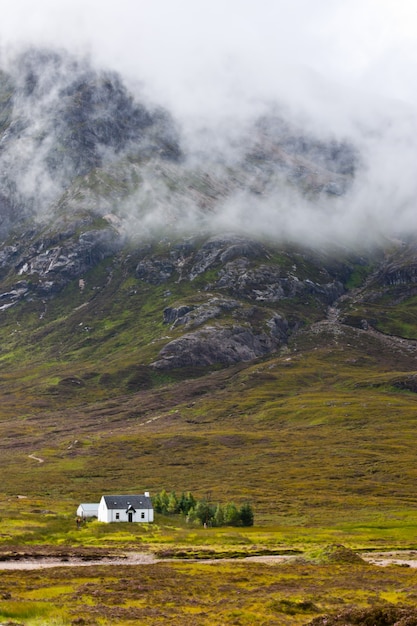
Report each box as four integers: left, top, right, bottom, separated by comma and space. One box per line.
151, 324, 281, 370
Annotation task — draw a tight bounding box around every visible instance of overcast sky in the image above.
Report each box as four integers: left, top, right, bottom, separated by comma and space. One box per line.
0, 0, 416, 244
1, 0, 417, 122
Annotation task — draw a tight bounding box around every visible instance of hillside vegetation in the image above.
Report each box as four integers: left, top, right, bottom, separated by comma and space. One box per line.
1, 239, 417, 534
0, 47, 416, 541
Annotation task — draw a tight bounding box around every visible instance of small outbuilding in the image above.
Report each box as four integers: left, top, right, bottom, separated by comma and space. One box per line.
97, 493, 154, 523
76, 503, 99, 519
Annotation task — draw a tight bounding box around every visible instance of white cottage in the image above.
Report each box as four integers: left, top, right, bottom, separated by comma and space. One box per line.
76, 503, 99, 519
97, 493, 154, 523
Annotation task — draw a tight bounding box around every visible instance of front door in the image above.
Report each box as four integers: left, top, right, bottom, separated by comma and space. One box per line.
128, 512, 133, 522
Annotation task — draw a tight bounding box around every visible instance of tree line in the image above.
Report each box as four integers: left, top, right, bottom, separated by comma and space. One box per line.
152, 490, 254, 527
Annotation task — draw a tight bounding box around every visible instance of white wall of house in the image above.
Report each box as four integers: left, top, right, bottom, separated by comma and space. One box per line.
77, 503, 99, 518
97, 495, 154, 523
98, 497, 109, 522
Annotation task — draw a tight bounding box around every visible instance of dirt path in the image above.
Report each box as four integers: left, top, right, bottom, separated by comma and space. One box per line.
28, 453, 44, 463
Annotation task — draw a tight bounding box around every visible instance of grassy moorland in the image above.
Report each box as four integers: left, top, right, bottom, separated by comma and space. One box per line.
1, 314, 417, 543
1, 335, 417, 623
2, 554, 417, 625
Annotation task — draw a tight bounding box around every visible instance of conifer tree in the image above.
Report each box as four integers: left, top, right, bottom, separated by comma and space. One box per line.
167, 491, 179, 514
158, 489, 169, 515
224, 502, 240, 526
213, 503, 225, 527
239, 502, 254, 526
195, 500, 213, 526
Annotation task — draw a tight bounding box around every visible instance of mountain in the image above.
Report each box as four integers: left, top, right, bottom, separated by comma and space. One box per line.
1, 48, 417, 519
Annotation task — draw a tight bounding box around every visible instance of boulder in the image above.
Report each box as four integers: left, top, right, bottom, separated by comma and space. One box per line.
151, 325, 281, 370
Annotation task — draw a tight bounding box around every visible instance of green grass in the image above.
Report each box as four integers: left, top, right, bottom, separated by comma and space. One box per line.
344, 263, 375, 289
340, 290, 417, 339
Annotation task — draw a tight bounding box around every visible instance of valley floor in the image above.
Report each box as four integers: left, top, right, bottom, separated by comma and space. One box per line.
1, 547, 417, 625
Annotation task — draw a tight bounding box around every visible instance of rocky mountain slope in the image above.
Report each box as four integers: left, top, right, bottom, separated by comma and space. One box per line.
0, 55, 413, 405
0, 49, 414, 381
0, 47, 417, 522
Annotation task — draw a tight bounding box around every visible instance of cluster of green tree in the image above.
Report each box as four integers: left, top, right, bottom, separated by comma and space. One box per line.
152, 490, 254, 527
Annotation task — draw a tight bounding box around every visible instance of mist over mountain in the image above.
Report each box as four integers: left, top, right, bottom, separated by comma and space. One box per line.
0, 42, 415, 251
0, 48, 181, 234
1, 1, 416, 250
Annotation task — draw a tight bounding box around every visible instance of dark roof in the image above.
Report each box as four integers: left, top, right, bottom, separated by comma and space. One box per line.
102, 495, 153, 510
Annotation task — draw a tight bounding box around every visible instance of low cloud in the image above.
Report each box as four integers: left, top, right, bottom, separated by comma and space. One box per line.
0, 1, 416, 247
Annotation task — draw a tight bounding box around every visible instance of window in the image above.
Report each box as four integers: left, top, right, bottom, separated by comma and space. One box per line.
141, 512, 145, 519
115, 513, 120, 520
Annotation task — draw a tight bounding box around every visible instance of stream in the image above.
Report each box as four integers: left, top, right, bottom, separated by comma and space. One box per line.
0, 551, 416, 570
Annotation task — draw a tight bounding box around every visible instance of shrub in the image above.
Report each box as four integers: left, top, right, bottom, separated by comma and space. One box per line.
153, 489, 254, 527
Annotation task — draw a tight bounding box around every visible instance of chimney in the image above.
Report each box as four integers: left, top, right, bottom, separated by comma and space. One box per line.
144, 491, 150, 497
